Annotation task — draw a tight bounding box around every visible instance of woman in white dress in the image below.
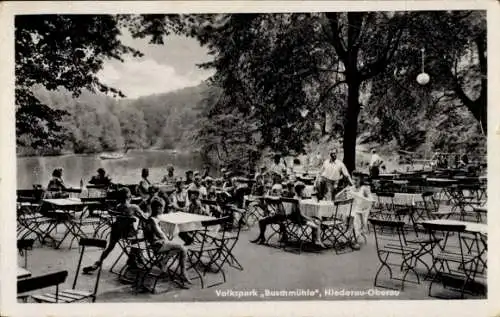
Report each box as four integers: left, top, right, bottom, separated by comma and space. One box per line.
336, 172, 373, 249
350, 173, 374, 248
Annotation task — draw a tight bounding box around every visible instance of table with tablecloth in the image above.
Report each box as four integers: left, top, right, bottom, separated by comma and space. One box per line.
297, 199, 352, 220
374, 192, 426, 207
158, 212, 216, 239
41, 198, 102, 248
17, 267, 32, 279
420, 219, 486, 235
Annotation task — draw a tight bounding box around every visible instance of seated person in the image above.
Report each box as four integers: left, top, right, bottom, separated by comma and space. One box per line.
139, 185, 166, 216
142, 199, 191, 286
288, 182, 324, 247
171, 179, 189, 212
137, 168, 151, 199
282, 182, 295, 198
187, 175, 207, 198
46, 168, 69, 198
292, 158, 306, 177
251, 173, 266, 196
187, 189, 209, 216
222, 173, 235, 193
269, 174, 284, 196
201, 165, 211, 179
184, 170, 194, 186
83, 187, 147, 274
161, 165, 176, 185
204, 177, 217, 200
214, 177, 224, 189
89, 168, 112, 187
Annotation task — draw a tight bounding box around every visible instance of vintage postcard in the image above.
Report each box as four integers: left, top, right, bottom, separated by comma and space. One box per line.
0, 1, 498, 316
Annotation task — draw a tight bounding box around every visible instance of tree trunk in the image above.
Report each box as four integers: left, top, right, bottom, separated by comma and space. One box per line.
343, 79, 361, 173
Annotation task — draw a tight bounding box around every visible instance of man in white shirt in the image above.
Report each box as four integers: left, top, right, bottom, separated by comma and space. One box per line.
317, 149, 353, 200
369, 149, 384, 179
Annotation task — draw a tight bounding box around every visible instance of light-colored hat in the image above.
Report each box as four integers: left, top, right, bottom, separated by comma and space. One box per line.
204, 176, 214, 182
294, 181, 306, 190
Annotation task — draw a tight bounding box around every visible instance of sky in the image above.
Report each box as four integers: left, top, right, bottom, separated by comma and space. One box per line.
97, 30, 214, 99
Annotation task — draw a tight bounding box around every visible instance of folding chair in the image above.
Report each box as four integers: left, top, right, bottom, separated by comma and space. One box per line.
422, 223, 485, 298
373, 192, 396, 220
17, 271, 68, 303
186, 216, 231, 288
320, 198, 354, 253
130, 220, 190, 293
243, 196, 267, 228
368, 218, 421, 291
108, 216, 144, 276
412, 192, 436, 221
17, 239, 35, 269
30, 239, 106, 303
262, 196, 287, 246
16, 190, 53, 244
281, 197, 315, 254
447, 185, 478, 221
207, 205, 244, 270
66, 206, 104, 249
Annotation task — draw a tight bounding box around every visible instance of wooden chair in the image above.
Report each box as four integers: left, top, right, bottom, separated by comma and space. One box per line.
17, 239, 35, 269
281, 197, 315, 254
17, 271, 68, 303
422, 223, 484, 298
186, 216, 231, 288
320, 198, 354, 253
31, 238, 107, 303
368, 218, 421, 291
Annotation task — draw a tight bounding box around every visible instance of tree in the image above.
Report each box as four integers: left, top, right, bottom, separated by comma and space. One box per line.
116, 107, 148, 150
99, 112, 125, 151
15, 14, 144, 148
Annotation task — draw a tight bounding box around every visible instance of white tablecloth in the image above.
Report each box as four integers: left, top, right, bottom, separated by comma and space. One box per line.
303, 185, 315, 198
375, 193, 425, 206
298, 199, 352, 220
420, 219, 487, 235
158, 212, 216, 239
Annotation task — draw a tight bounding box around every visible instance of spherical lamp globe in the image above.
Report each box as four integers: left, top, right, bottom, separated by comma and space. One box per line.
416, 72, 430, 85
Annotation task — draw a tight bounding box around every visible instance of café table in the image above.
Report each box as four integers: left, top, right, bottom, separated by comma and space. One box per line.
41, 198, 101, 248
420, 219, 486, 235
17, 267, 32, 279
419, 219, 487, 276
298, 199, 352, 220
158, 212, 217, 240
378, 173, 398, 180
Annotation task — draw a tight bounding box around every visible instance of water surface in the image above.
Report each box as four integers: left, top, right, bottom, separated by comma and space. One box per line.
17, 150, 204, 188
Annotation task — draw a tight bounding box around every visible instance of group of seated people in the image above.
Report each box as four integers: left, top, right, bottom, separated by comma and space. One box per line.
249, 171, 371, 250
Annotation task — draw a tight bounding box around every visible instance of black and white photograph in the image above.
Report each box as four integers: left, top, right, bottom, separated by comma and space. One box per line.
1, 1, 497, 316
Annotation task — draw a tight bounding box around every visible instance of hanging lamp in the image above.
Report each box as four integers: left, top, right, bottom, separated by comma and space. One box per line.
416, 48, 430, 85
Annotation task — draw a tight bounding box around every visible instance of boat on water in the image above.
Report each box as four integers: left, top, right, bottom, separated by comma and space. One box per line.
99, 152, 125, 160
99, 148, 129, 160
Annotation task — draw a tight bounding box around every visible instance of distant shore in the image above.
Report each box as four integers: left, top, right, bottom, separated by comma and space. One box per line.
16, 147, 187, 158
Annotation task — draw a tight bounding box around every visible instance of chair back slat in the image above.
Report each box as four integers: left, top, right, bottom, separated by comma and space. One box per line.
17, 239, 35, 250
79, 238, 107, 249
368, 218, 405, 228
201, 216, 231, 227
421, 223, 466, 233
18, 270, 68, 294
334, 198, 353, 206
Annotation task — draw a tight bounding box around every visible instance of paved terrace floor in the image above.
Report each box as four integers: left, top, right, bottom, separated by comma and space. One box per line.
17, 223, 486, 303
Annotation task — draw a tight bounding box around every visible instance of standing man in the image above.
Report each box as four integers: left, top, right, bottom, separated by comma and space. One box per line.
317, 149, 354, 200
369, 149, 384, 179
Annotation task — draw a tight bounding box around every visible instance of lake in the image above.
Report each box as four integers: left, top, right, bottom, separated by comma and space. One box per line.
17, 150, 205, 189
